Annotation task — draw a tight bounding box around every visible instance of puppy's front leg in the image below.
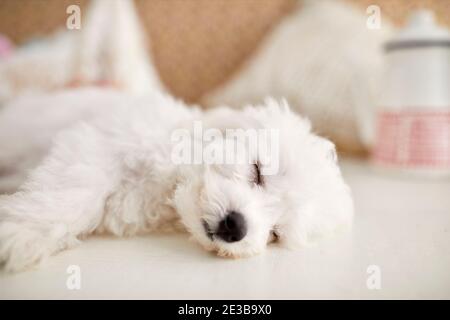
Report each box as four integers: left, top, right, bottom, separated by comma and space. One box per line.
0, 125, 118, 272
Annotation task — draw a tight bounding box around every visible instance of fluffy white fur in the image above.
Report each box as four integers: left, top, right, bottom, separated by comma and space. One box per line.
0, 0, 162, 192
0, 90, 119, 192
0, 88, 353, 272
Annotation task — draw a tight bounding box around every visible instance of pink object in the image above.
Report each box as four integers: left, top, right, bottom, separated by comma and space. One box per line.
0, 34, 14, 58
373, 111, 450, 169
371, 11, 450, 176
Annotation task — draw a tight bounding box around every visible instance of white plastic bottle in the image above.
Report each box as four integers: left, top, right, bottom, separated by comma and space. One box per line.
372, 10, 450, 177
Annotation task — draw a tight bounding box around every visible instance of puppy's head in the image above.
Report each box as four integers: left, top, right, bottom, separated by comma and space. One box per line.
172, 99, 353, 257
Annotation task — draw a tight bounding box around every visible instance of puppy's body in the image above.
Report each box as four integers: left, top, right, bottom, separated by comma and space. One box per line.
0, 88, 353, 272
0, 89, 194, 270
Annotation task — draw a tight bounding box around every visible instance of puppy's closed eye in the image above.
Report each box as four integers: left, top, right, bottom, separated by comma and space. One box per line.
252, 162, 264, 186
268, 229, 279, 244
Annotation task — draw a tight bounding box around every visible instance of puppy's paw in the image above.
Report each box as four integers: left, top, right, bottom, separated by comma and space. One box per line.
0, 216, 79, 272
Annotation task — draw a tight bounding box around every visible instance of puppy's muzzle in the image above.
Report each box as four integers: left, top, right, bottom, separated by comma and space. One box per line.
216, 211, 247, 243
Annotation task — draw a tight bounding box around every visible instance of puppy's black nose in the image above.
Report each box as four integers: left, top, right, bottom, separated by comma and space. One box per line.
216, 211, 247, 243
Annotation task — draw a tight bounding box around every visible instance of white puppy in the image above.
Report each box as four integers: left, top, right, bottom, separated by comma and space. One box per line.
0, 88, 353, 272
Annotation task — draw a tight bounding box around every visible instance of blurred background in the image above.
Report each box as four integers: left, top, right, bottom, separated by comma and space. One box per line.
0, 0, 448, 103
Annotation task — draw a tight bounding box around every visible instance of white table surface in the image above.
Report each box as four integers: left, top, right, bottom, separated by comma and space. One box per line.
1, 159, 449, 299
